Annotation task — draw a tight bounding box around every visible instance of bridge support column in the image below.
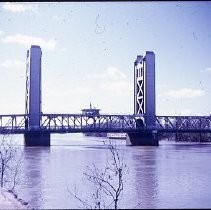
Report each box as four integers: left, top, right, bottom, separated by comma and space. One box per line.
24, 131, 50, 146
126, 130, 158, 146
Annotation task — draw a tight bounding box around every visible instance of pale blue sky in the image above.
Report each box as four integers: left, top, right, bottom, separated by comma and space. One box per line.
0, 1, 211, 115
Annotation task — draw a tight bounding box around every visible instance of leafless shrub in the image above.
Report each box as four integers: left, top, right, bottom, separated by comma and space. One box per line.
0, 133, 23, 191
69, 140, 128, 209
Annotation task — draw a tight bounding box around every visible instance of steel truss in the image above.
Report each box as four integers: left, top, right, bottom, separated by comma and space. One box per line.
0, 114, 27, 134
134, 57, 145, 115
1, 114, 211, 134
0, 114, 138, 134
41, 114, 137, 133
156, 116, 211, 132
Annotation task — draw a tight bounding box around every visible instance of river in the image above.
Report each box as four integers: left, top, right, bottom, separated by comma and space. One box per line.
9, 134, 211, 209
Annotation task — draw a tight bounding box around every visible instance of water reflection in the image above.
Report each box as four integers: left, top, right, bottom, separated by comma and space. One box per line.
21, 147, 50, 209
126, 147, 159, 209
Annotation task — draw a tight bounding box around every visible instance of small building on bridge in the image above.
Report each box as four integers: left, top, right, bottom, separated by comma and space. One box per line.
81, 103, 106, 137
81, 103, 100, 117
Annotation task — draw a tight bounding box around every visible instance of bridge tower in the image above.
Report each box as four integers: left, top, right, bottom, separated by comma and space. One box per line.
134, 51, 156, 128
24, 45, 50, 146
126, 51, 158, 146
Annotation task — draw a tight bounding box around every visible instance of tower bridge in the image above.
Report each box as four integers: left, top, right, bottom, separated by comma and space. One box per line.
0, 45, 211, 146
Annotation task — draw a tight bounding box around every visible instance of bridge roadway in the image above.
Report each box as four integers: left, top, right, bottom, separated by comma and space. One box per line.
0, 114, 211, 134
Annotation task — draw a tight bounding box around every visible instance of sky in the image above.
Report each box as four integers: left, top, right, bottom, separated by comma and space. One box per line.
0, 1, 211, 116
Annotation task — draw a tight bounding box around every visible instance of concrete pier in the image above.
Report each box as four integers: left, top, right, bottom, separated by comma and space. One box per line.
126, 130, 158, 146
24, 131, 50, 146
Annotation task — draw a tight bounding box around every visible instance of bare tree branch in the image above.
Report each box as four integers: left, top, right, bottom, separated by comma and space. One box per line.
0, 133, 23, 191
68, 139, 128, 209
67, 185, 92, 209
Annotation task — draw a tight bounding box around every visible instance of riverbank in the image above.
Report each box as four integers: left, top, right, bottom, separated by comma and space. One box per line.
0, 188, 28, 209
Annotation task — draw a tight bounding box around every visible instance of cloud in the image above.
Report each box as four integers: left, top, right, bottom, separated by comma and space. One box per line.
164, 88, 205, 98
99, 67, 132, 95
200, 67, 211, 73
59, 47, 67, 52
52, 15, 60, 20
2, 2, 38, 13
90, 66, 127, 80
106, 66, 126, 80
172, 109, 206, 116
0, 59, 25, 69
157, 83, 167, 88
0, 30, 4, 36
84, 66, 132, 96
101, 80, 132, 95
1, 34, 56, 50
75, 87, 92, 94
